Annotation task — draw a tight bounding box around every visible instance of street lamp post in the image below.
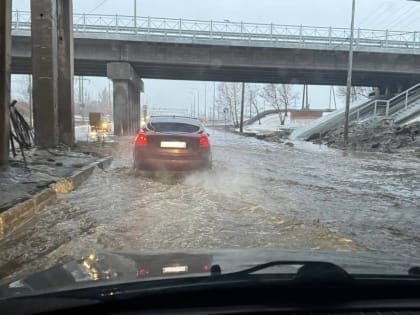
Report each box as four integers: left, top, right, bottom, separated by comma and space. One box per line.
343, 0, 356, 144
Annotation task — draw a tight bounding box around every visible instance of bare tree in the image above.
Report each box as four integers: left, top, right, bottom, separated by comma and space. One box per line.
216, 82, 242, 127
246, 84, 262, 124
336, 86, 374, 102
260, 84, 298, 125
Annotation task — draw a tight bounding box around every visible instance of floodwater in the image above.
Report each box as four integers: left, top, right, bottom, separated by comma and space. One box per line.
0, 128, 419, 282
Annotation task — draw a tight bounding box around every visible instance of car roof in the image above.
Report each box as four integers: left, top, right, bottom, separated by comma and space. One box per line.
148, 116, 202, 127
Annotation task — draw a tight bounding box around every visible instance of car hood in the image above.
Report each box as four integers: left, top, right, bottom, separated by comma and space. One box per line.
0, 249, 417, 298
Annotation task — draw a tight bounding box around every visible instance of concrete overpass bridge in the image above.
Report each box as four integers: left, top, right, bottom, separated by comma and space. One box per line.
4, 4, 420, 163
10, 10, 420, 88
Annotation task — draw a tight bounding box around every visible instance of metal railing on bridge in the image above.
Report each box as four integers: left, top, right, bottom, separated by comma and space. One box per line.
11, 10, 420, 52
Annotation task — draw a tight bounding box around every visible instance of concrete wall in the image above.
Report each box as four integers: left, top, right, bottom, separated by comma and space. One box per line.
290, 110, 323, 120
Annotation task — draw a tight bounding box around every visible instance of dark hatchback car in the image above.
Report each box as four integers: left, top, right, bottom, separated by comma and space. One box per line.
133, 116, 212, 171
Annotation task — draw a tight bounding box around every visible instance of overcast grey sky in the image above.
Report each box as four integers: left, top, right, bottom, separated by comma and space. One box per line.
11, 0, 420, 112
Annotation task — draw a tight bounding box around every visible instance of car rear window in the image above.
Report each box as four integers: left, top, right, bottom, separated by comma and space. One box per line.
147, 122, 200, 133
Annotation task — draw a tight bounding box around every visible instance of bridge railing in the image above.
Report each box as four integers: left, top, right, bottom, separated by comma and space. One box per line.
350, 82, 420, 123
11, 10, 420, 50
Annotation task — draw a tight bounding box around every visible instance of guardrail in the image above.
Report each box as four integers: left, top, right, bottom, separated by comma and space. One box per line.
11, 10, 420, 50
350, 82, 420, 124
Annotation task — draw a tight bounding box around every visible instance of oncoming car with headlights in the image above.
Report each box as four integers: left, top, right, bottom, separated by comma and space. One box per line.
133, 116, 212, 171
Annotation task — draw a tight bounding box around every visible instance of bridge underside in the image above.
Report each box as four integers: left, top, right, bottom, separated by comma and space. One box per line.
11, 36, 420, 88
12, 57, 420, 88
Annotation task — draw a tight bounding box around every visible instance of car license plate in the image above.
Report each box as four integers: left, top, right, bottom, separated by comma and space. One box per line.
160, 141, 187, 149
162, 265, 189, 274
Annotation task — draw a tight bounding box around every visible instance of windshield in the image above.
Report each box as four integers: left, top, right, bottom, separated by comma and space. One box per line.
1, 0, 420, 296
147, 121, 201, 133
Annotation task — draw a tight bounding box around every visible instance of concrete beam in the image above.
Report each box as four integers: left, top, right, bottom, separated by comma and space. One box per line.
31, 0, 59, 147
0, 0, 11, 164
107, 62, 143, 91
107, 62, 142, 136
57, 0, 75, 145
11, 35, 420, 86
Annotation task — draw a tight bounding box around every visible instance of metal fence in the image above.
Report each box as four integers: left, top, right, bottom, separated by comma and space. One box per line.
11, 10, 420, 51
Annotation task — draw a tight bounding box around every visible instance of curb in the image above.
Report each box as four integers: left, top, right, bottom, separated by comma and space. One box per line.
0, 156, 113, 239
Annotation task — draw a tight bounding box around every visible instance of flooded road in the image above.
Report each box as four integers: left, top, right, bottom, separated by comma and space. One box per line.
1, 128, 419, 281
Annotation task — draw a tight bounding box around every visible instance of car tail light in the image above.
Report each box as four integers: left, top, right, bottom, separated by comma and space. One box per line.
200, 134, 209, 148
136, 131, 148, 146
137, 268, 150, 277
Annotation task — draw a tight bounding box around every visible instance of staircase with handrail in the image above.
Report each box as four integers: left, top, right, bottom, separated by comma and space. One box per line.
291, 83, 420, 140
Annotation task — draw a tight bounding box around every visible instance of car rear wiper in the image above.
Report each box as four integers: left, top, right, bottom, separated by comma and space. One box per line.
210, 261, 353, 283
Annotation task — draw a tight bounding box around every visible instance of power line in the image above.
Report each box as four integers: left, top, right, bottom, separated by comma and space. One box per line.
359, 4, 392, 27
357, 4, 385, 24
396, 15, 420, 31
87, 0, 108, 14
384, 5, 419, 30
360, 3, 399, 28
386, 6, 420, 30
367, 3, 419, 31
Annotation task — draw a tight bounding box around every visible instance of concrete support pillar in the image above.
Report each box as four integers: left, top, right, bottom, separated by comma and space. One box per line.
31, 0, 59, 147
57, 0, 74, 145
107, 62, 143, 136
31, 0, 74, 147
0, 0, 11, 164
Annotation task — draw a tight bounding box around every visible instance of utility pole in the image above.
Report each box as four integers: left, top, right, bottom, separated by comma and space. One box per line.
81, 76, 84, 106
134, 0, 137, 30
189, 91, 196, 117
301, 85, 306, 110
344, 0, 356, 144
249, 89, 252, 119
108, 79, 112, 111
212, 81, 216, 125
197, 91, 200, 117
28, 75, 32, 128
329, 86, 337, 110
204, 84, 207, 120
78, 77, 82, 111
76, 76, 89, 120
239, 82, 245, 133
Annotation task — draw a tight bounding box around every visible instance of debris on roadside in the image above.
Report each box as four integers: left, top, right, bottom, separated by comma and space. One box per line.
0, 148, 98, 214
309, 119, 420, 157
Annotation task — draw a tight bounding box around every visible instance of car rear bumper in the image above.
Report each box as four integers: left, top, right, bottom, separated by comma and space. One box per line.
134, 149, 211, 171
135, 158, 210, 171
